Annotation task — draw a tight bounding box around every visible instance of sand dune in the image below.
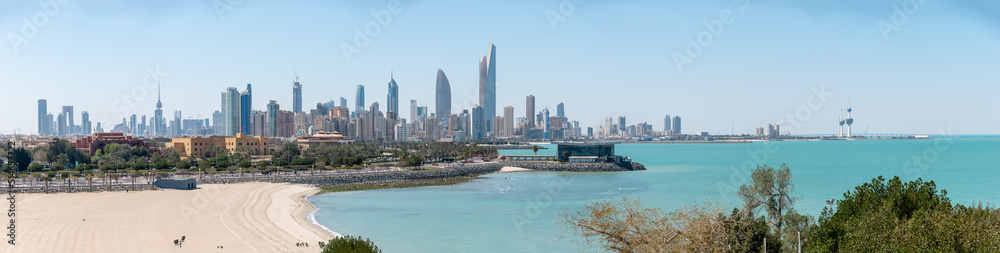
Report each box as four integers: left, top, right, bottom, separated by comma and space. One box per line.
0, 182, 333, 253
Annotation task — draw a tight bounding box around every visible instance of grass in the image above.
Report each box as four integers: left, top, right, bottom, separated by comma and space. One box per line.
316, 176, 478, 195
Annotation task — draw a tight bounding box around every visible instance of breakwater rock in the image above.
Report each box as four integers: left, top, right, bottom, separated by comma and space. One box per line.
198, 163, 504, 188
500, 161, 645, 172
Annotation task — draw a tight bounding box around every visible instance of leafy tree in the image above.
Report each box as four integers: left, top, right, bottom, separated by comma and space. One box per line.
531, 145, 539, 155
737, 164, 796, 231
176, 160, 191, 170
563, 197, 779, 252
808, 176, 1000, 252
12, 147, 31, 172
237, 160, 252, 168
321, 235, 382, 253
51, 162, 64, 171
27, 162, 44, 172
198, 160, 211, 170
154, 160, 171, 170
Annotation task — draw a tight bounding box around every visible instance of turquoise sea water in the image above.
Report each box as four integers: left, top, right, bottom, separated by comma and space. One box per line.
309, 138, 1000, 252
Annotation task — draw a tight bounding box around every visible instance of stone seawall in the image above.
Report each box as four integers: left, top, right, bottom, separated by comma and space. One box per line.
198, 163, 504, 188
500, 161, 646, 172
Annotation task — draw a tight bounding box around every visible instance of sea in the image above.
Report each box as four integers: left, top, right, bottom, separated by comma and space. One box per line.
308, 137, 1000, 252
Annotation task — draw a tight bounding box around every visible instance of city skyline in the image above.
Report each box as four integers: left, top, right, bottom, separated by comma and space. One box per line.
2, 1, 999, 135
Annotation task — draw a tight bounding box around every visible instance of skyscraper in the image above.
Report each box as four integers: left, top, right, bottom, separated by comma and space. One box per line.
672, 116, 682, 135
240, 88, 252, 134
62, 106, 74, 135
37, 99, 47, 135
292, 79, 302, 113
387, 72, 399, 115
267, 100, 279, 137
130, 114, 138, 136
479, 43, 497, 130
556, 103, 565, 118
81, 111, 90, 134
525, 95, 535, 128
543, 109, 550, 139
409, 99, 417, 125
503, 106, 514, 138
340, 97, 347, 108
355, 85, 365, 116
221, 87, 240, 136
664, 115, 671, 131
435, 69, 451, 123
618, 116, 627, 132
471, 105, 485, 140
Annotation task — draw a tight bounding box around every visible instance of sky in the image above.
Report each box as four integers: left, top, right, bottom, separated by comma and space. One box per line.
1, 0, 998, 135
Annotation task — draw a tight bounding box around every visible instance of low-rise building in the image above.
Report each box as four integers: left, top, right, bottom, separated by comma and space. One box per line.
74, 132, 150, 156
295, 131, 353, 150
167, 133, 268, 159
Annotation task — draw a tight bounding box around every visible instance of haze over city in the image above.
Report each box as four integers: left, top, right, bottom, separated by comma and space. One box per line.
2, 0, 998, 135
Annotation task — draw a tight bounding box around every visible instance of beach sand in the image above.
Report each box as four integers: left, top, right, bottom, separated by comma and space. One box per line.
1, 182, 334, 253
498, 166, 533, 173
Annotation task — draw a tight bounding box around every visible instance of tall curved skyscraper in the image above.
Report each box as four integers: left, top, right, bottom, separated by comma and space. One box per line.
479, 43, 496, 129
435, 69, 451, 123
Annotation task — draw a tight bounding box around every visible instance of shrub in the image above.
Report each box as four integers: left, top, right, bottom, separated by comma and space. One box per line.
322, 235, 381, 253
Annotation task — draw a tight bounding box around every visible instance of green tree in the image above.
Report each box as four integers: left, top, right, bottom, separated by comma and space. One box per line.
321, 235, 382, 253
237, 160, 252, 169
12, 147, 31, 172
27, 162, 44, 172
176, 160, 191, 170
808, 176, 1000, 252
531, 145, 539, 155
154, 160, 171, 170
737, 164, 796, 232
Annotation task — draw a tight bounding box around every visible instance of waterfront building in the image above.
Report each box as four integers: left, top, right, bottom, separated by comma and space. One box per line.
479, 43, 497, 131
664, 115, 671, 131
167, 133, 268, 159
672, 116, 682, 135
554, 142, 630, 163
436, 69, 451, 124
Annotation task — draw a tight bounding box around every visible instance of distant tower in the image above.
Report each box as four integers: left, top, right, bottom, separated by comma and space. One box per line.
838, 109, 845, 138
435, 69, 451, 124
845, 99, 854, 137
387, 71, 399, 115
292, 73, 302, 113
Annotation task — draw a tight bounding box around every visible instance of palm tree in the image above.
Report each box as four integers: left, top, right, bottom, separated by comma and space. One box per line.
42, 173, 50, 193
86, 173, 93, 192
532, 145, 540, 155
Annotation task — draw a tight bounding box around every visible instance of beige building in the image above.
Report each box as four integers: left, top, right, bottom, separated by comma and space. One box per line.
296, 131, 353, 150
167, 133, 269, 159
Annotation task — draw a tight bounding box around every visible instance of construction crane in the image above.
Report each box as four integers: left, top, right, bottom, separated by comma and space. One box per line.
294, 71, 300, 83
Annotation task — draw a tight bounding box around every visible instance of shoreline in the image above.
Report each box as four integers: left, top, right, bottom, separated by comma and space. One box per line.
2, 182, 333, 253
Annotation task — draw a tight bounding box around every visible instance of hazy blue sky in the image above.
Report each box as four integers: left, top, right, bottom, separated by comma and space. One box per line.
1, 0, 998, 135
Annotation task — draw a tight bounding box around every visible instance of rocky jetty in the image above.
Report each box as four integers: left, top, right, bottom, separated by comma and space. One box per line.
2, 184, 154, 194
198, 163, 504, 188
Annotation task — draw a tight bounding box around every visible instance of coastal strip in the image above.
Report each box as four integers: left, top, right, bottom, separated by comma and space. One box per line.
0, 182, 331, 253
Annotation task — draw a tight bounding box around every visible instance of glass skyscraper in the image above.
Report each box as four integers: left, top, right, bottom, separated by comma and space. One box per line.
435, 69, 451, 124
479, 43, 496, 131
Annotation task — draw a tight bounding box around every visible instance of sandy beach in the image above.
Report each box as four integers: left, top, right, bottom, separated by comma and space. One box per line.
0, 182, 333, 253
498, 166, 533, 173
